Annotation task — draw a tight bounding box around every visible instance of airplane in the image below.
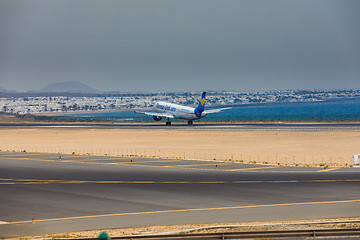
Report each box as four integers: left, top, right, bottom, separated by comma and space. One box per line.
135, 92, 231, 125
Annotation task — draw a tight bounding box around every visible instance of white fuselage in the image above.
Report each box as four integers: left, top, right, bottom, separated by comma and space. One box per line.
154, 101, 206, 120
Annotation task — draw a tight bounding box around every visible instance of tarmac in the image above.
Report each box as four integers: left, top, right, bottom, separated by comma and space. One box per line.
0, 152, 359, 238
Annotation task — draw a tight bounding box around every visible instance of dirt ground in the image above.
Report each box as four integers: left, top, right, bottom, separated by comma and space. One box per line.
1, 128, 359, 166
4, 218, 360, 240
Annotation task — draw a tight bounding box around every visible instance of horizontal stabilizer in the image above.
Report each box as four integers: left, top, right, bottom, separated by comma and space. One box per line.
204, 107, 232, 114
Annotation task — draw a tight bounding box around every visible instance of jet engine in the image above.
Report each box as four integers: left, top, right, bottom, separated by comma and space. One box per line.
153, 115, 162, 121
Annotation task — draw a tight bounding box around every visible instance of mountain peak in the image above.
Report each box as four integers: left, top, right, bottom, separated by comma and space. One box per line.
41, 81, 98, 93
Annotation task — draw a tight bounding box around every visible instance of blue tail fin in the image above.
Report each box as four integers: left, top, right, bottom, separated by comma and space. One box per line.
194, 92, 206, 117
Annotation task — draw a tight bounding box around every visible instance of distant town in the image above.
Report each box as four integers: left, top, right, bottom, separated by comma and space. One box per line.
1, 88, 360, 115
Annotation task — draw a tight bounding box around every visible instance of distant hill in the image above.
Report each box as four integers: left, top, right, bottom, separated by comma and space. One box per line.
41, 81, 98, 93
0, 87, 7, 93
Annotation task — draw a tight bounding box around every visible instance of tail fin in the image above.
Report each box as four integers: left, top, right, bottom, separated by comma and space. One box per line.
194, 92, 206, 117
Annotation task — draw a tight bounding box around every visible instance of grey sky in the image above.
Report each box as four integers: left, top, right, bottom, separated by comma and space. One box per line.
0, 0, 359, 92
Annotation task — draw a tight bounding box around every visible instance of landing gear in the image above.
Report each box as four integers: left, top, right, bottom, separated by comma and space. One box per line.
187, 120, 193, 125
166, 118, 171, 126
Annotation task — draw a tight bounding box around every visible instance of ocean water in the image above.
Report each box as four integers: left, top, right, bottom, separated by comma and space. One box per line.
64, 98, 360, 122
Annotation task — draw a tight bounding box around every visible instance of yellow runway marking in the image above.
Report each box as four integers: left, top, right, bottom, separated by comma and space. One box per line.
1, 156, 63, 162
171, 163, 232, 167
0, 153, 48, 157
2, 156, 180, 164
1, 156, 121, 161
3, 199, 360, 225
2, 155, 356, 173
1, 157, 127, 166
75, 158, 131, 162
0, 155, 351, 173
125, 159, 184, 163
1, 178, 360, 185
317, 167, 344, 172
64, 160, 223, 171
95, 162, 279, 172
227, 166, 280, 171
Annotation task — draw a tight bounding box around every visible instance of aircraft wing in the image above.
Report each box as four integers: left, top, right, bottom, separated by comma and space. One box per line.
134, 111, 175, 119
204, 107, 232, 114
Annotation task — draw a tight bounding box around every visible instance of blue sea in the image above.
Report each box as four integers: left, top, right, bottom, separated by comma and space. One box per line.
64, 98, 360, 122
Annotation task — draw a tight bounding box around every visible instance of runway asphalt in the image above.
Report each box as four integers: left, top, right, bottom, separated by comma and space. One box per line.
0, 152, 359, 238
1, 122, 360, 130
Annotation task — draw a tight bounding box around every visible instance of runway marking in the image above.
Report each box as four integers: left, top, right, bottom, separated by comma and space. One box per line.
1, 178, 360, 185
81, 161, 279, 172
74, 158, 133, 162
317, 167, 344, 172
2, 199, 360, 225
165, 163, 231, 167
227, 166, 280, 171
122, 159, 184, 163
0, 153, 47, 157
0, 156, 121, 161
2, 155, 356, 173
1, 156, 180, 164
1, 157, 245, 172
0, 157, 63, 162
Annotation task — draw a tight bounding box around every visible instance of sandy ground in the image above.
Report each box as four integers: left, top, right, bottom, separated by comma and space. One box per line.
1, 128, 359, 166
5, 218, 360, 240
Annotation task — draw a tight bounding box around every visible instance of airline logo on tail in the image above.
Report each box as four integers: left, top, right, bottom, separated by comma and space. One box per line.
200, 96, 205, 106
194, 92, 206, 117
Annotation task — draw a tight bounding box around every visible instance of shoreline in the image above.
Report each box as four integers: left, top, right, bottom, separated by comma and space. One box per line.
2, 112, 360, 125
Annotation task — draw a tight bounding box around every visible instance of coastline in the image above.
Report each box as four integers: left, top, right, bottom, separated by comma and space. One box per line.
20, 97, 360, 117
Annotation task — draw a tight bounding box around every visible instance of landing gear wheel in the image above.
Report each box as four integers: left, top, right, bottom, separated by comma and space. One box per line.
188, 120, 193, 125
166, 121, 171, 126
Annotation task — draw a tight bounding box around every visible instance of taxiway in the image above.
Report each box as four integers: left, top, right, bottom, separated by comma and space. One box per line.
0, 152, 359, 238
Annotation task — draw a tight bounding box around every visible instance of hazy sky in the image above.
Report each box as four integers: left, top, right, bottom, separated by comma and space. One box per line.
0, 0, 359, 92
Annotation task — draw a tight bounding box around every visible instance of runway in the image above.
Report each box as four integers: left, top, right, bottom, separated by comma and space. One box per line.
1, 122, 360, 130
0, 152, 359, 238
